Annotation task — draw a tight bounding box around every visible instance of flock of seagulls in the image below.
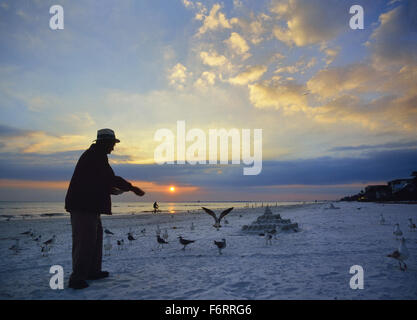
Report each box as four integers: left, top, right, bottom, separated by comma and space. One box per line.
9, 230, 56, 257
99, 207, 235, 255
8, 206, 415, 271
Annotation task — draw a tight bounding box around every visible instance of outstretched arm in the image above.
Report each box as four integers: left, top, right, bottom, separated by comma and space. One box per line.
113, 176, 145, 196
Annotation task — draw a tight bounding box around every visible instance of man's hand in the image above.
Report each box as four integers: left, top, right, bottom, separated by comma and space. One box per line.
131, 186, 145, 196
111, 187, 125, 195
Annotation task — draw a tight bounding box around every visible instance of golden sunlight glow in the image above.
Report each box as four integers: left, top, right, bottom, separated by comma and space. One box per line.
169, 186, 176, 192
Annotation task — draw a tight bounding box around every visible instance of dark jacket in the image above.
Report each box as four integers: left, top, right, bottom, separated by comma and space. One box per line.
65, 144, 133, 215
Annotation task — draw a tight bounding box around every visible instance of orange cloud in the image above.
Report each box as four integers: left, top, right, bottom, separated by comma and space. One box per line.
0, 179, 200, 194
0, 179, 69, 189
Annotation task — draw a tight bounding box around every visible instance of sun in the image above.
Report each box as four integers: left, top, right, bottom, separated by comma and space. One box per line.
169, 186, 176, 192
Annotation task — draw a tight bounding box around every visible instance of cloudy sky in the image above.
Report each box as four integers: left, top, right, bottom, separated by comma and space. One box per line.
0, 0, 416, 201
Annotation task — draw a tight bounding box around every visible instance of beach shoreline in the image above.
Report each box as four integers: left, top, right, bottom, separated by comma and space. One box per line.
1, 201, 416, 300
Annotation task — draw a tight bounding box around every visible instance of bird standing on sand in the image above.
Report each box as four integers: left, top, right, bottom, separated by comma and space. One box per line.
214, 238, 226, 255
379, 214, 385, 225
162, 229, 169, 241
268, 228, 277, 239
157, 235, 168, 249
393, 224, 403, 239
104, 228, 114, 235
408, 218, 416, 232
127, 232, 136, 244
9, 239, 20, 254
178, 236, 195, 250
265, 233, 273, 245
202, 207, 234, 230
117, 239, 124, 250
387, 237, 409, 271
41, 244, 50, 257
43, 235, 56, 249
20, 229, 32, 236
104, 236, 112, 256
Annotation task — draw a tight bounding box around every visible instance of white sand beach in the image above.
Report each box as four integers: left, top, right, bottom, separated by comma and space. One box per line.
0, 202, 416, 300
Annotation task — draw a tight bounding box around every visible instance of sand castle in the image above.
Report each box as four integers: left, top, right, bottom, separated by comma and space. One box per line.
241, 206, 299, 233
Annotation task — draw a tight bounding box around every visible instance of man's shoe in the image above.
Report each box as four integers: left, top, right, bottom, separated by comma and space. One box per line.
68, 279, 89, 289
87, 271, 109, 280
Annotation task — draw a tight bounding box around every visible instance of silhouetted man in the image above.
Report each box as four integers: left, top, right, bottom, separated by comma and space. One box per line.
65, 128, 145, 289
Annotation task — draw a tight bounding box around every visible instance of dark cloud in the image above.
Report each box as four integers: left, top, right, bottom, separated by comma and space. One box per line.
329, 140, 417, 152
0, 124, 33, 137
1, 149, 416, 190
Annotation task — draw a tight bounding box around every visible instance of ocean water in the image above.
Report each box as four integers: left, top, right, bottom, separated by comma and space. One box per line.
0, 201, 309, 220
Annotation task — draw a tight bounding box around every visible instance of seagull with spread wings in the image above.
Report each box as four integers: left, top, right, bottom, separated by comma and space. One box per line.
202, 207, 234, 230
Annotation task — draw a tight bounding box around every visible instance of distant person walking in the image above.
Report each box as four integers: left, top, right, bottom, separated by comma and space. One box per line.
153, 201, 159, 214
65, 129, 145, 289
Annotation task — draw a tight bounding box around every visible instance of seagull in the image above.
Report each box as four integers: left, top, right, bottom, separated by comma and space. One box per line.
104, 228, 114, 235
393, 224, 403, 239
202, 207, 234, 230
43, 235, 56, 247
127, 232, 136, 243
178, 236, 195, 250
162, 229, 169, 241
20, 229, 32, 236
104, 236, 112, 256
379, 214, 385, 225
214, 238, 226, 255
387, 238, 409, 271
41, 244, 50, 257
157, 235, 168, 249
267, 228, 277, 239
9, 239, 20, 254
265, 233, 273, 245
408, 218, 416, 232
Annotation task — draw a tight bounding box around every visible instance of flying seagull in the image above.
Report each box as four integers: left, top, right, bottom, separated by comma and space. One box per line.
214, 238, 226, 255
178, 236, 195, 250
387, 237, 409, 271
202, 207, 234, 230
